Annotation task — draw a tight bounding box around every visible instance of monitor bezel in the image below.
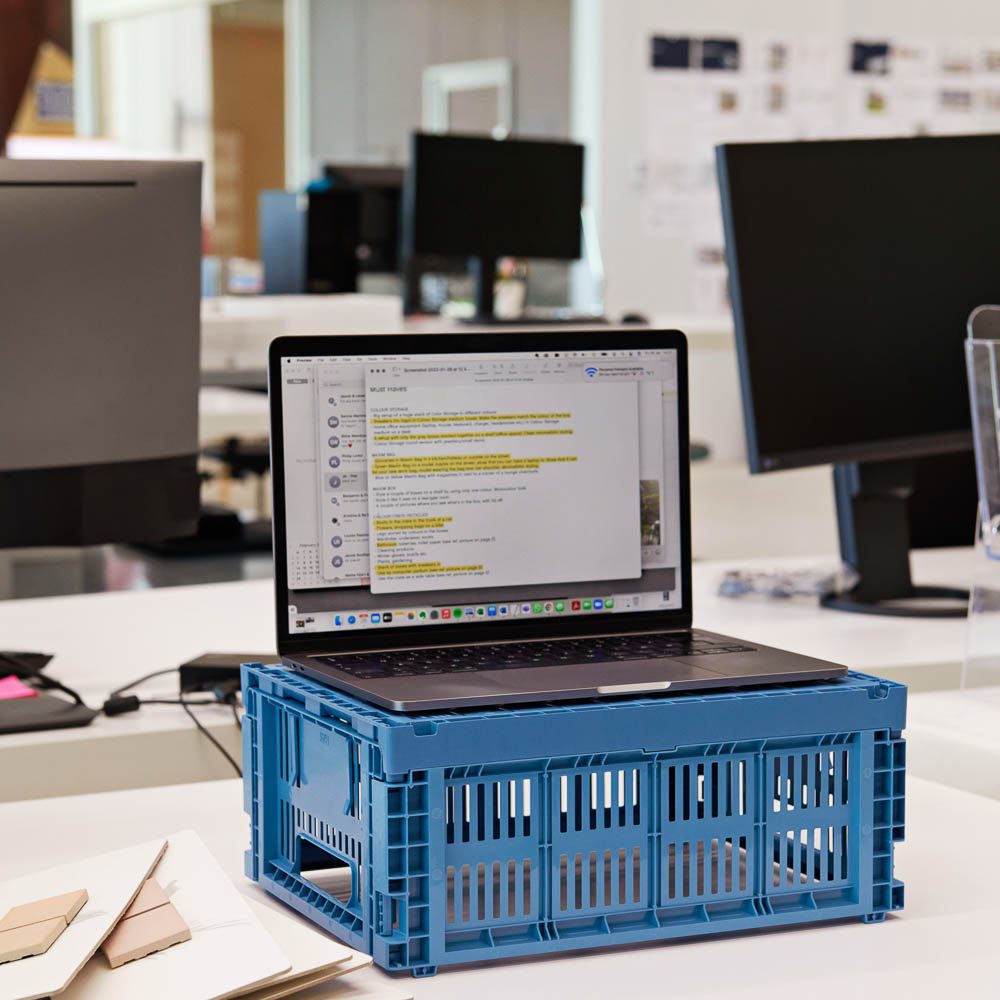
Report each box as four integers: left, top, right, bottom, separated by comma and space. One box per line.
270, 329, 692, 656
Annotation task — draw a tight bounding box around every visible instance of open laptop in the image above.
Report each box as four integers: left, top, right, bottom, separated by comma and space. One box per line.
270, 330, 846, 711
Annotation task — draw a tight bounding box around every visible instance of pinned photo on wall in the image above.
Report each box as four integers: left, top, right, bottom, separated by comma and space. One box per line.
941, 40, 976, 73
702, 38, 741, 71
766, 82, 787, 113
851, 41, 890, 74
766, 42, 788, 72
651, 36, 693, 70
940, 88, 974, 111
716, 88, 739, 112
866, 89, 889, 113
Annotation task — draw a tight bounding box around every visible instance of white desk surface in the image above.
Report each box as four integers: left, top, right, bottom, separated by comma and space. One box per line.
693, 547, 974, 689
2, 775, 996, 999
0, 580, 275, 800
905, 687, 1000, 799
0, 547, 976, 800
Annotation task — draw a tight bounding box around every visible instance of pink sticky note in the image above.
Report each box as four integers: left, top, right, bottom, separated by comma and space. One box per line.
0, 675, 39, 700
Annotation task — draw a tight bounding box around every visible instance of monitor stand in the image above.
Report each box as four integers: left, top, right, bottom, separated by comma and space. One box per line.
820, 460, 968, 618
467, 254, 498, 322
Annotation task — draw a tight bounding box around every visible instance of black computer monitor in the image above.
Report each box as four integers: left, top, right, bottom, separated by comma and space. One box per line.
403, 132, 584, 321
260, 187, 363, 294
324, 163, 404, 275
0, 159, 202, 548
261, 166, 404, 296
717, 134, 1000, 617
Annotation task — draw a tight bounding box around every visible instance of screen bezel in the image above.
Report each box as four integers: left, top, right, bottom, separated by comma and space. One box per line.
717, 137, 975, 474
269, 329, 692, 655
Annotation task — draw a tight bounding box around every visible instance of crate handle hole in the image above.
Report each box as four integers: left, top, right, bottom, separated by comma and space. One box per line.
298, 836, 359, 909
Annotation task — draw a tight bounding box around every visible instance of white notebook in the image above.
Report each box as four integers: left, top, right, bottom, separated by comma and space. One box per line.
60, 830, 392, 1000
61, 831, 289, 1000
236, 895, 368, 999
0, 838, 166, 1000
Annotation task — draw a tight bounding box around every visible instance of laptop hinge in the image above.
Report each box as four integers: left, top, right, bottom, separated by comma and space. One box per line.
306, 626, 693, 659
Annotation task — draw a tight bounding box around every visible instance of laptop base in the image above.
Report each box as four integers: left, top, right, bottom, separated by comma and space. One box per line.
290, 629, 846, 712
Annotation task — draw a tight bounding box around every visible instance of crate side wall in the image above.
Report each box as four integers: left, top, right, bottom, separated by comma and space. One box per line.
241, 665, 906, 974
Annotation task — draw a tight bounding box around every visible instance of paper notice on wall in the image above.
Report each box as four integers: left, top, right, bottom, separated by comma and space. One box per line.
642, 28, 1000, 313
643, 34, 748, 243
690, 198, 729, 315
892, 59, 937, 137
643, 45, 699, 239
643, 31, 840, 311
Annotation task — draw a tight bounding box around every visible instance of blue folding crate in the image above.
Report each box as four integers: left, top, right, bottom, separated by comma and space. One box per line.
242, 664, 906, 977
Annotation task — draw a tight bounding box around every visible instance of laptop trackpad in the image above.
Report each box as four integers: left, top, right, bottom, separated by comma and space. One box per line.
363, 658, 726, 704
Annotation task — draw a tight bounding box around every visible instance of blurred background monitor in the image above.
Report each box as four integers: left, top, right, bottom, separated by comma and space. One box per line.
717, 134, 998, 618
323, 163, 404, 277
260, 187, 360, 294
260, 165, 404, 296
403, 132, 584, 321
0, 159, 202, 548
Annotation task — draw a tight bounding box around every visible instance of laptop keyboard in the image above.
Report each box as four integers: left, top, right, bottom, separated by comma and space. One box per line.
315, 633, 756, 681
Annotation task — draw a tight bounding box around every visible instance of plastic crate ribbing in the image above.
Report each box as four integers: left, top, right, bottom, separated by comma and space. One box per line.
242, 664, 906, 977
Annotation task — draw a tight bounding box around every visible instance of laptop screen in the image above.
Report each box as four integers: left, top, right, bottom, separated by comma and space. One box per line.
278, 345, 683, 637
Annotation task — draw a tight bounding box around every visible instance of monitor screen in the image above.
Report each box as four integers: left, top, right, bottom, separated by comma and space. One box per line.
718, 134, 1000, 472
324, 164, 404, 273
405, 132, 584, 261
278, 345, 683, 639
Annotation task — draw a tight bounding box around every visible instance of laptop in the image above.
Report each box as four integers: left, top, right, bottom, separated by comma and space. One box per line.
269, 329, 846, 711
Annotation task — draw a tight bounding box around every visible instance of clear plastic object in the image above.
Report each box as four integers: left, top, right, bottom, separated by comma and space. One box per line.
718, 564, 859, 600
964, 305, 1000, 689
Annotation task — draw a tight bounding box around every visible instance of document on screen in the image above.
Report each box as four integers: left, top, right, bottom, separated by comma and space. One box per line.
364, 367, 642, 594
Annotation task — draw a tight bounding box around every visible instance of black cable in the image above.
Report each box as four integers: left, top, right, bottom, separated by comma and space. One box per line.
137, 698, 217, 707
2, 650, 90, 708
102, 695, 215, 715
30, 673, 89, 707
180, 698, 243, 778
110, 667, 181, 698
102, 665, 243, 777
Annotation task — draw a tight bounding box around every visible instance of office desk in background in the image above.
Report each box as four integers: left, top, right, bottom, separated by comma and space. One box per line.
199, 386, 270, 441
3, 776, 999, 998
199, 294, 404, 376
200, 296, 744, 462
